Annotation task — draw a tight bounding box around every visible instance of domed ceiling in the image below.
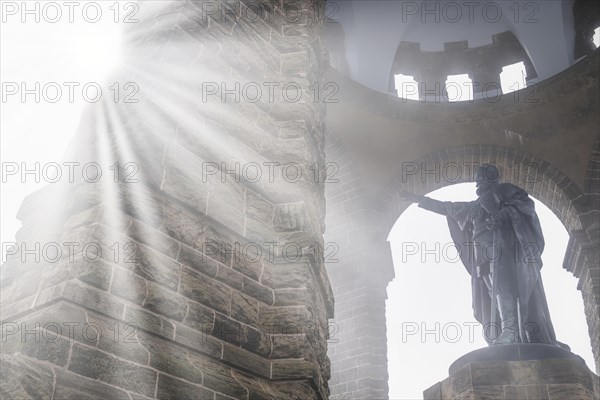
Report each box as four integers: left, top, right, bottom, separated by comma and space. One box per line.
325, 0, 599, 94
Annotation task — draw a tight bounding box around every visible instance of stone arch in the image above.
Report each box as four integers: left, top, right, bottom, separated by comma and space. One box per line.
574, 0, 600, 59
380, 144, 585, 235
379, 143, 600, 374
325, 141, 599, 400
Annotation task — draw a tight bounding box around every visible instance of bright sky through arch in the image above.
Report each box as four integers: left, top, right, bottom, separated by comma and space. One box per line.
500, 61, 527, 94
445, 74, 473, 102
394, 74, 420, 100
395, 65, 528, 101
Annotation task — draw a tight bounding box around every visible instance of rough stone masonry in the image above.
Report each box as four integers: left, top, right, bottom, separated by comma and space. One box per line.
0, 1, 335, 399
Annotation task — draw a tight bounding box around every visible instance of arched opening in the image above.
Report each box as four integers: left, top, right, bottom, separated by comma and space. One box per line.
500, 61, 527, 94
445, 74, 473, 102
394, 74, 419, 100
385, 182, 595, 399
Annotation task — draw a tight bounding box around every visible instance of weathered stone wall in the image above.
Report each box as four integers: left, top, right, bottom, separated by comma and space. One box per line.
1, 1, 334, 399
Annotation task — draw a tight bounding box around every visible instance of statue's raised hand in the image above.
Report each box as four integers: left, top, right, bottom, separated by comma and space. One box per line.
399, 191, 425, 204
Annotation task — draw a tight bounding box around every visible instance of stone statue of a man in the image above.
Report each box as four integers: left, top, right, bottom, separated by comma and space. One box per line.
402, 164, 567, 347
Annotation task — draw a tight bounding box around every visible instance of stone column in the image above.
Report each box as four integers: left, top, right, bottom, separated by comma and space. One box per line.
326, 242, 394, 399
469, 65, 504, 97
1, 1, 334, 399
565, 232, 600, 374
581, 264, 600, 373
579, 137, 600, 374
324, 135, 395, 399
417, 69, 447, 102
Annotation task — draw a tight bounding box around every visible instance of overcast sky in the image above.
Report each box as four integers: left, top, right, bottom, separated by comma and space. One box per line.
1, 3, 596, 400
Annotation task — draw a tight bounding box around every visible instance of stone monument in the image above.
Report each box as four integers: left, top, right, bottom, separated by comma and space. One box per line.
401, 164, 599, 400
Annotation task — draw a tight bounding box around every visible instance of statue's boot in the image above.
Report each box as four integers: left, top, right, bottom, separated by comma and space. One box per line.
493, 293, 519, 345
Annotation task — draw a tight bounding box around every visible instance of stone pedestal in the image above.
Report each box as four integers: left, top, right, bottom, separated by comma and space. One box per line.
424, 345, 600, 400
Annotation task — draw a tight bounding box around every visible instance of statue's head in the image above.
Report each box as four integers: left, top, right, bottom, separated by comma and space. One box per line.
475, 164, 500, 194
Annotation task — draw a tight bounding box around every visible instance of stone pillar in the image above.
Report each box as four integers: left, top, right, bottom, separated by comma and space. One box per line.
469, 65, 503, 97
579, 136, 600, 374
326, 246, 394, 399
324, 135, 395, 399
1, 1, 334, 399
565, 232, 600, 374
581, 264, 600, 374
417, 69, 447, 102
564, 131, 599, 372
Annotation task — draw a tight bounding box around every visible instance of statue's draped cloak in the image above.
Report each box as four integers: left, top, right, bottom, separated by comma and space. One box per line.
437, 183, 561, 345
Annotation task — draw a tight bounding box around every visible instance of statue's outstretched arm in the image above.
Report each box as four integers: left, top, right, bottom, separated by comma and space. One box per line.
399, 191, 448, 216
417, 196, 449, 216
